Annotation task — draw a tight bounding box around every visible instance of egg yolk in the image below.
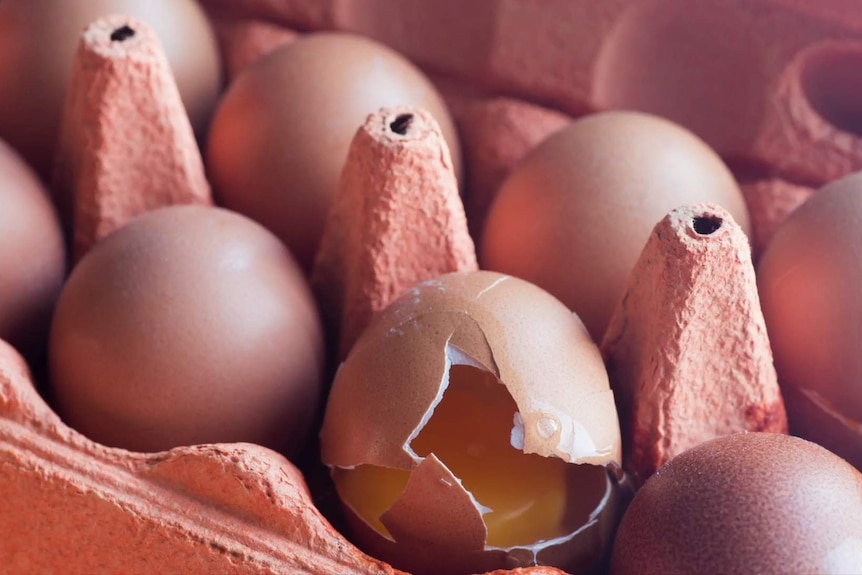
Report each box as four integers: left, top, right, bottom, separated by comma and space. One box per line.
333, 365, 572, 548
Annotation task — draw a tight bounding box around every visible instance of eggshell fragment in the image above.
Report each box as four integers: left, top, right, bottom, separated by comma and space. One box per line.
312, 107, 477, 358
380, 454, 488, 552
610, 433, 862, 575
602, 204, 786, 484
54, 16, 212, 260
758, 172, 862, 470
321, 271, 623, 574
340, 456, 623, 575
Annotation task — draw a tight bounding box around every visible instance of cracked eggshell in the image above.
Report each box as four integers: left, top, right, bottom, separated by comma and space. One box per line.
380, 454, 489, 552
338, 460, 622, 575
321, 270, 621, 469
320, 270, 623, 574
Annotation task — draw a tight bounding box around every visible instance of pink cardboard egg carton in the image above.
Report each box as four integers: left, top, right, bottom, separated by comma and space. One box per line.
3, 0, 862, 573
208, 0, 862, 253
0, 338, 396, 574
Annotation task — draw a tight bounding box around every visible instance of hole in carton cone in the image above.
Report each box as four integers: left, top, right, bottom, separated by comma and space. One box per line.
110, 25, 136, 42
800, 45, 862, 138
693, 216, 722, 235
390, 114, 414, 135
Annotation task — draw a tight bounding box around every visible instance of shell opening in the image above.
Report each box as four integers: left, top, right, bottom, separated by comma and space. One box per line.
402, 348, 454, 461
333, 345, 611, 552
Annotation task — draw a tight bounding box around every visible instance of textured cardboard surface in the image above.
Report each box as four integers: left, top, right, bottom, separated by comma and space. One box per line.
210, 0, 862, 246
3, 1, 861, 573
53, 16, 211, 261
312, 107, 477, 358
602, 204, 787, 484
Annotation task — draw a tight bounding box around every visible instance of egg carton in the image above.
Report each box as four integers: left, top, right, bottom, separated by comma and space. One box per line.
2, 0, 862, 573
207, 0, 862, 254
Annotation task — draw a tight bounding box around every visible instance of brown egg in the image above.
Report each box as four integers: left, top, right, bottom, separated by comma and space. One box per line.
480, 111, 750, 341
0, 139, 66, 357
49, 205, 324, 455
611, 433, 862, 575
757, 173, 862, 470
0, 0, 221, 177
320, 271, 623, 575
206, 32, 461, 271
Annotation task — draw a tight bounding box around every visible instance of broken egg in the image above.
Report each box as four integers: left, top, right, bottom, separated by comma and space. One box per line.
320, 271, 623, 575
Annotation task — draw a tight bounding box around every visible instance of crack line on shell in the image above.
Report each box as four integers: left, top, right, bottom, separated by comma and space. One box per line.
474, 275, 510, 300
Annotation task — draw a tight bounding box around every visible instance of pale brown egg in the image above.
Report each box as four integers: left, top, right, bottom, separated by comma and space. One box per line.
611, 433, 862, 575
0, 139, 66, 358
206, 32, 461, 271
480, 111, 750, 341
757, 172, 862, 470
320, 271, 623, 575
49, 205, 324, 455
0, 0, 221, 177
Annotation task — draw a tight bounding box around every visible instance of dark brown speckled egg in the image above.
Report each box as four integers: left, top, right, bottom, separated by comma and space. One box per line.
611, 433, 862, 575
